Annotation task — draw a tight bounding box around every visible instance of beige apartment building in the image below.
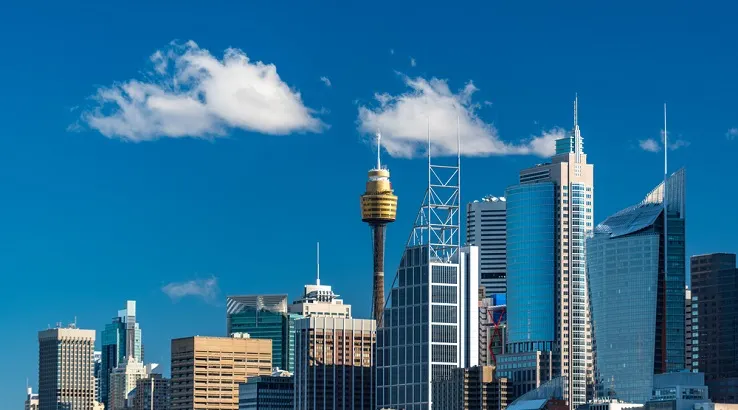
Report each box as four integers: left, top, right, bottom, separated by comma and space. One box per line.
170, 334, 272, 410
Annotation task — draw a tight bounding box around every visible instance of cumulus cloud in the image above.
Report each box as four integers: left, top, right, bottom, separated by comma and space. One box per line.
162, 277, 220, 304
78, 40, 324, 141
320, 76, 332, 87
639, 130, 689, 152
726, 127, 738, 140
357, 75, 564, 158
410, 57, 417, 67
639, 139, 660, 152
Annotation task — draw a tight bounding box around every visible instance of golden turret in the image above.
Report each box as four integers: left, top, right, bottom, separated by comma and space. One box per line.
361, 168, 398, 224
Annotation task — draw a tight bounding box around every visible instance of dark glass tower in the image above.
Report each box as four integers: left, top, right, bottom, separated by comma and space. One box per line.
587, 168, 686, 402
691, 253, 738, 403
226, 294, 297, 372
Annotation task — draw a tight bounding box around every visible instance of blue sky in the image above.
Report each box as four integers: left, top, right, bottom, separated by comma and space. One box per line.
2, 0, 738, 404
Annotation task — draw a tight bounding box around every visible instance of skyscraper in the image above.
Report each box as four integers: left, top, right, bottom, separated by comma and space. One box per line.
467, 196, 507, 297
691, 253, 738, 403
361, 131, 398, 328
108, 359, 158, 410
506, 97, 594, 408
432, 366, 512, 410
377, 135, 481, 408
132, 374, 170, 410
587, 169, 686, 402
25, 387, 39, 410
294, 316, 376, 410
238, 369, 294, 410
101, 301, 142, 408
227, 294, 297, 372
685, 287, 699, 373
38, 325, 96, 410
170, 334, 272, 410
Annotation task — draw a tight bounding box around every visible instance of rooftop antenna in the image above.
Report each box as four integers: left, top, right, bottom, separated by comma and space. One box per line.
376, 130, 382, 170
316, 242, 320, 286
663, 103, 668, 295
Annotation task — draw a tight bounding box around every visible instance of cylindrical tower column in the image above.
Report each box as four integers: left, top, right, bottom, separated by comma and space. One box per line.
372, 224, 387, 328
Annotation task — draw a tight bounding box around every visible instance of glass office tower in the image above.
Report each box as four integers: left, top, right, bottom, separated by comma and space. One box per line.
506, 182, 555, 353
101, 301, 142, 409
226, 294, 296, 372
377, 245, 479, 409
587, 169, 686, 403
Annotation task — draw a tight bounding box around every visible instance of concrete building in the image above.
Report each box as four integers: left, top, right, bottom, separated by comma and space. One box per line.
38, 325, 96, 410
227, 294, 298, 372
587, 169, 686, 403
108, 358, 157, 410
132, 373, 170, 410
170, 334, 272, 410
691, 253, 738, 403
238, 369, 294, 410
645, 373, 710, 410
432, 365, 512, 410
25, 387, 39, 410
101, 301, 142, 409
294, 316, 376, 410
685, 288, 699, 373
290, 278, 351, 318
93, 351, 102, 403
506, 97, 594, 408
467, 196, 508, 296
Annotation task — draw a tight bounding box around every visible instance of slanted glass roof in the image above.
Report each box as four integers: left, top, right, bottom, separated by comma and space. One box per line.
595, 203, 662, 238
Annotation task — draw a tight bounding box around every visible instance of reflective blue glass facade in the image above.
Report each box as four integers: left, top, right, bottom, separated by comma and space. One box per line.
587, 169, 687, 402
505, 182, 555, 351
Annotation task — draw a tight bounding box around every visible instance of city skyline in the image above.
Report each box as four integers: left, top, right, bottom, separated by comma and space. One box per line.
3, 0, 738, 405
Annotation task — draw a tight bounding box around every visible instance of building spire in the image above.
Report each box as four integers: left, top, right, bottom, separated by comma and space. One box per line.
574, 93, 578, 128
376, 130, 382, 170
316, 242, 320, 286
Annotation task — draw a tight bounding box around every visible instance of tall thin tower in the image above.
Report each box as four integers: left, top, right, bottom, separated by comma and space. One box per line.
361, 131, 398, 328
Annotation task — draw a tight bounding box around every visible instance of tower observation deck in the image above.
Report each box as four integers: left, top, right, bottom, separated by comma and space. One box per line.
361, 132, 398, 328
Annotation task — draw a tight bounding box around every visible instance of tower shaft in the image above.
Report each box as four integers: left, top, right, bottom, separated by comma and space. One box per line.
372, 223, 387, 328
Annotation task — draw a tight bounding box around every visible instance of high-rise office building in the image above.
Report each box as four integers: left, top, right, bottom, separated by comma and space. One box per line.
227, 294, 297, 372
506, 97, 594, 408
292, 275, 376, 410
467, 196, 507, 296
108, 358, 158, 410
170, 334, 272, 410
132, 373, 170, 410
685, 288, 699, 373
587, 169, 686, 403
101, 301, 142, 408
25, 387, 39, 410
432, 366, 512, 410
377, 136, 481, 409
38, 325, 96, 410
93, 351, 102, 403
238, 369, 294, 410
691, 253, 738, 403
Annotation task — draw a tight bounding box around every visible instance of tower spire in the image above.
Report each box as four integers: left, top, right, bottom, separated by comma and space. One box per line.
376, 130, 382, 170
316, 242, 320, 286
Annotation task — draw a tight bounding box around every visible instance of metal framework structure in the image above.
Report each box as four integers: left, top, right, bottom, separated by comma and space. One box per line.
408, 120, 461, 263
481, 305, 507, 366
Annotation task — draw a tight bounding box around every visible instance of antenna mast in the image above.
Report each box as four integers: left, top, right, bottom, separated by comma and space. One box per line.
316, 242, 320, 286
663, 103, 668, 288
376, 130, 382, 169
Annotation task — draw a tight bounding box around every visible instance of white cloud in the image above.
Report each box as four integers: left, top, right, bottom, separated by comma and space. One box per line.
162, 277, 219, 304
639, 139, 661, 152
727, 127, 738, 140
410, 57, 417, 67
639, 130, 690, 152
320, 76, 332, 87
357, 75, 564, 158
390, 48, 395, 55
79, 40, 324, 141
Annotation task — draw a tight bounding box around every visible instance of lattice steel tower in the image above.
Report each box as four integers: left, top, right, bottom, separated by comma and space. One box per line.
361, 132, 398, 328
